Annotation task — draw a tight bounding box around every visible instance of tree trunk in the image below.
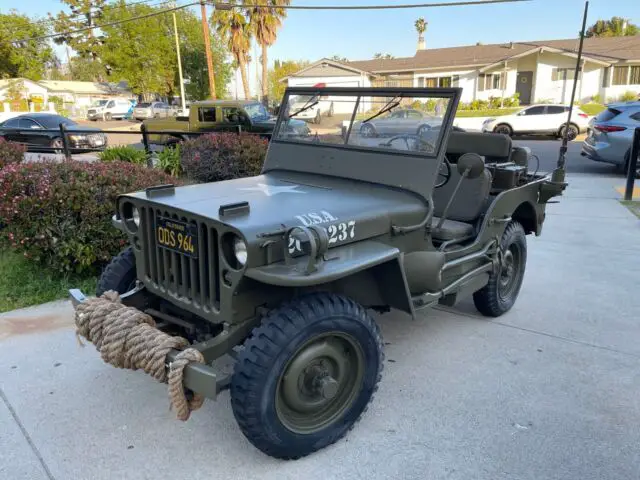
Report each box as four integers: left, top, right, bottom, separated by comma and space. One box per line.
239, 59, 251, 100
261, 43, 268, 99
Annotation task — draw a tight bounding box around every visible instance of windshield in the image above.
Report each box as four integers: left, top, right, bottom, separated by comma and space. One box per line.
275, 90, 453, 156
136, 103, 151, 108
91, 100, 108, 107
244, 102, 270, 121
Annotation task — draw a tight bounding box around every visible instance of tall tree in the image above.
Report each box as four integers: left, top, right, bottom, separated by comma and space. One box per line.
373, 53, 394, 59
99, 2, 176, 98
213, 7, 252, 99
267, 59, 309, 102
585, 17, 638, 37
415, 17, 427, 37
49, 0, 108, 81
246, 0, 290, 102
329, 55, 348, 63
0, 12, 56, 80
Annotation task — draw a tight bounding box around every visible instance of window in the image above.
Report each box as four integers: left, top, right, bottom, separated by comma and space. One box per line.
406, 110, 423, 119
630, 66, 640, 85
613, 66, 629, 85
452, 75, 460, 87
2, 118, 20, 128
595, 107, 622, 122
546, 106, 566, 114
417, 77, 425, 87
222, 107, 245, 123
522, 106, 546, 116
438, 77, 452, 88
425, 78, 437, 88
552, 68, 575, 81
479, 72, 505, 91
630, 112, 640, 122
198, 107, 216, 122
19, 119, 40, 129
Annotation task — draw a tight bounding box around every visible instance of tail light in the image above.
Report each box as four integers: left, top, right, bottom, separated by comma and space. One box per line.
577, 113, 589, 118
593, 124, 627, 133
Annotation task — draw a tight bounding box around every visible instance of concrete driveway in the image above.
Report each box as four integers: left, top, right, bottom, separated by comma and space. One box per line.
2, 168, 640, 480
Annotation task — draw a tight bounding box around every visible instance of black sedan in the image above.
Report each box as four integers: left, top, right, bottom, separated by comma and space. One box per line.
0, 113, 107, 153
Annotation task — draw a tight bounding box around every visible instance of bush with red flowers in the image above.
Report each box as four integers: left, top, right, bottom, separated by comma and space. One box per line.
0, 160, 178, 275
0, 138, 26, 170
180, 132, 268, 183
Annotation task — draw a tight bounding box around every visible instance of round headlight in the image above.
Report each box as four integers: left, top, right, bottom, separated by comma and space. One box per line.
233, 237, 247, 266
132, 207, 141, 228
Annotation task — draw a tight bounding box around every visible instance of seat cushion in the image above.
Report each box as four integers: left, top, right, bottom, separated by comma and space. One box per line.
432, 169, 492, 222
431, 217, 475, 241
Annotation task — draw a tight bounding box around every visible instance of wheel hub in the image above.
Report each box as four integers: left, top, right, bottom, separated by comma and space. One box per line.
276, 332, 364, 434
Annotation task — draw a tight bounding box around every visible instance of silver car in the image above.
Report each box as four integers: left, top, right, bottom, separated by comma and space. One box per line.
359, 108, 442, 137
581, 101, 640, 174
133, 102, 173, 121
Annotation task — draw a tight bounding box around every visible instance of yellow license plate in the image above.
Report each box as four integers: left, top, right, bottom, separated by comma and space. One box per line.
156, 217, 198, 258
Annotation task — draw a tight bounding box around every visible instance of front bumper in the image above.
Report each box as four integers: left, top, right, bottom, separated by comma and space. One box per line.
68, 288, 220, 400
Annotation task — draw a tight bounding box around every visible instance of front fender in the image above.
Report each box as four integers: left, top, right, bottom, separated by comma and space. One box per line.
245, 240, 414, 315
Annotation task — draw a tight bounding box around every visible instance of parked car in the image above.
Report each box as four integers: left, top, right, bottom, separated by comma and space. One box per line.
133, 102, 174, 121
580, 101, 640, 174
481, 104, 591, 140
0, 113, 107, 153
87, 98, 134, 121
287, 95, 334, 124
358, 108, 443, 137
142, 99, 310, 145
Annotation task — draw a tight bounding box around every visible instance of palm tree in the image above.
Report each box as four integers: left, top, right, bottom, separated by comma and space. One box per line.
246, 0, 290, 102
415, 17, 427, 38
213, 7, 252, 99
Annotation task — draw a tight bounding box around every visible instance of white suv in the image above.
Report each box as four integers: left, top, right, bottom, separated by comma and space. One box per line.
482, 104, 591, 140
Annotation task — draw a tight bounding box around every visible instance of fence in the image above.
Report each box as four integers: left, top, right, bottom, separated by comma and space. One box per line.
0, 122, 269, 168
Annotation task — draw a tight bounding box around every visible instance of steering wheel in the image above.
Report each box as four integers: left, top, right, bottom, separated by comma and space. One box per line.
379, 134, 436, 154
435, 156, 452, 188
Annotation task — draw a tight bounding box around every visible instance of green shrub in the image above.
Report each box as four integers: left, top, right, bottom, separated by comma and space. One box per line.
620, 91, 638, 102
0, 138, 26, 169
99, 145, 148, 164
0, 160, 178, 275
157, 144, 182, 177
180, 132, 268, 183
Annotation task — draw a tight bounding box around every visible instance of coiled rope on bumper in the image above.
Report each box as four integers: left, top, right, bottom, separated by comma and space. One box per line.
74, 290, 205, 421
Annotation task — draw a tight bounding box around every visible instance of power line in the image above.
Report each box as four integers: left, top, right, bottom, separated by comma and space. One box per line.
10, 2, 198, 44
29, 0, 181, 27
216, 0, 531, 10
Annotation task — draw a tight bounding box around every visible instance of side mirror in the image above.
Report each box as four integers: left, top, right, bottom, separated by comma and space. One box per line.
457, 152, 485, 179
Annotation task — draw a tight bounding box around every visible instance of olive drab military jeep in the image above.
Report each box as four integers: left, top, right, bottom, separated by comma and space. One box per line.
70, 86, 566, 460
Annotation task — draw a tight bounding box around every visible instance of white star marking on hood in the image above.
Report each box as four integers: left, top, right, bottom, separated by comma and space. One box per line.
240, 183, 305, 197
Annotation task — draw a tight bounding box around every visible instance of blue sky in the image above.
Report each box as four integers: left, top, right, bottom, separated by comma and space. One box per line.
2, 0, 639, 65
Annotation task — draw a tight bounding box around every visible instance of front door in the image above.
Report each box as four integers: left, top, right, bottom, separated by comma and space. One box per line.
516, 71, 533, 105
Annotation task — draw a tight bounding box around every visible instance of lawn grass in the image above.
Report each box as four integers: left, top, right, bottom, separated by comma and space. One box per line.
0, 248, 97, 313
578, 103, 605, 116
621, 200, 640, 219
456, 108, 521, 118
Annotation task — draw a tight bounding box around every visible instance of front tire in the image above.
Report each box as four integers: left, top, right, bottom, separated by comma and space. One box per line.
96, 246, 138, 297
473, 221, 527, 317
230, 292, 384, 460
494, 124, 513, 136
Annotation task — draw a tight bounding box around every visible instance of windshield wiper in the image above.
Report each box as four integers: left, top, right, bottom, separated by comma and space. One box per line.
289, 95, 319, 118
361, 95, 402, 124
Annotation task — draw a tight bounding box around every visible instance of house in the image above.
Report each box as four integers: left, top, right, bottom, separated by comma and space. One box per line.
0, 78, 134, 111
283, 35, 640, 106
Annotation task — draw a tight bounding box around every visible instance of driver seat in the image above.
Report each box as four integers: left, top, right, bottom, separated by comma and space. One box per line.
430, 164, 493, 241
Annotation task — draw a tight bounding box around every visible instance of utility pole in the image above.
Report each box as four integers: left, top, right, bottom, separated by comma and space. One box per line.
172, 12, 187, 112
200, 0, 217, 99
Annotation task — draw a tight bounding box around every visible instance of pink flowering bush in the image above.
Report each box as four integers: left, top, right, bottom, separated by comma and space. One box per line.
180, 132, 268, 183
0, 160, 178, 275
0, 138, 26, 169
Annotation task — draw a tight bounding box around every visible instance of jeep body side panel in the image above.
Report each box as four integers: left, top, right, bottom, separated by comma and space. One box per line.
245, 242, 414, 315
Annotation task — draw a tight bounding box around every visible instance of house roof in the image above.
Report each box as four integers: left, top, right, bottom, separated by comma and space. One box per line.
342, 35, 640, 74
37, 80, 129, 95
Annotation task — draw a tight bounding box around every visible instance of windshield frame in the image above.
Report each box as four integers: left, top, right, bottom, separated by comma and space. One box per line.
273, 86, 459, 161
265, 86, 462, 202
244, 102, 270, 121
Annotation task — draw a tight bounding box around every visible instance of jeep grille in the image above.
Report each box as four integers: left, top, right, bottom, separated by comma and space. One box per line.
140, 206, 220, 313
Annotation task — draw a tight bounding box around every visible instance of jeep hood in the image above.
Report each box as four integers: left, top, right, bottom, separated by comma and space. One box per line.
125, 171, 426, 245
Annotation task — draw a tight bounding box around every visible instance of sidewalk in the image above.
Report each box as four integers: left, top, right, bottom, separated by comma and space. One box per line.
1, 173, 639, 480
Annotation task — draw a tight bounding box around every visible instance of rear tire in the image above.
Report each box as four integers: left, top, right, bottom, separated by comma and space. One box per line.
230, 292, 384, 460
473, 221, 527, 317
559, 123, 579, 141
494, 124, 513, 136
105, 112, 113, 121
